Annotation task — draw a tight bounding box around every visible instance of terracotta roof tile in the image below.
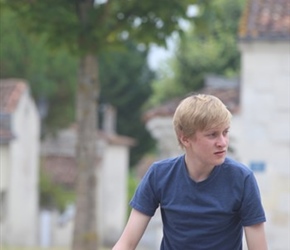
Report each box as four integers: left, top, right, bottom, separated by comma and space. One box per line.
42, 155, 103, 188
98, 131, 136, 147
199, 87, 240, 114
239, 0, 290, 40
143, 87, 240, 122
142, 98, 181, 122
42, 156, 77, 188
0, 79, 27, 113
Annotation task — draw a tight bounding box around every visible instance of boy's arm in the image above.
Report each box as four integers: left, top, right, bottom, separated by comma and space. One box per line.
112, 208, 151, 250
244, 223, 268, 250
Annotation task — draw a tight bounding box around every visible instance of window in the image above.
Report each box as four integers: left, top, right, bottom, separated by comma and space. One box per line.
249, 161, 266, 172
0, 191, 6, 222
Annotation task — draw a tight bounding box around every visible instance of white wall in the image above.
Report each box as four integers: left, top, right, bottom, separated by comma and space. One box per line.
238, 41, 290, 249
98, 144, 130, 245
39, 208, 74, 248
5, 88, 40, 246
0, 146, 10, 191
146, 117, 183, 159
0, 145, 11, 244
52, 209, 74, 247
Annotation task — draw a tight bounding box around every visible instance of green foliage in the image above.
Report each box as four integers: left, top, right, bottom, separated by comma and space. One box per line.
0, 7, 77, 134
147, 0, 244, 105
144, 59, 186, 108
127, 171, 139, 217
0, 0, 204, 163
0, 6, 155, 166
174, 0, 245, 91
193, 0, 245, 36
99, 43, 156, 166
2, 0, 199, 55
175, 28, 240, 91
39, 164, 75, 212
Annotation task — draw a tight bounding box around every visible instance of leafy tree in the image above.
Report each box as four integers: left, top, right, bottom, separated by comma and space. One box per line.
0, 8, 154, 166
0, 7, 77, 134
147, 0, 244, 105
175, 0, 244, 91
145, 59, 186, 107
1, 1, 198, 249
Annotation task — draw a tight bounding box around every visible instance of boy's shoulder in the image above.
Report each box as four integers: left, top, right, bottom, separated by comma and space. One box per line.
222, 157, 253, 176
148, 155, 184, 175
153, 155, 184, 167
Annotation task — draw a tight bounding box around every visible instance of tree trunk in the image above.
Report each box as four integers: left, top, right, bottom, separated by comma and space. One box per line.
72, 54, 99, 250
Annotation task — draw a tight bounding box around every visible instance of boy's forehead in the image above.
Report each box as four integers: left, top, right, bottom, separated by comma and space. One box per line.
203, 123, 230, 132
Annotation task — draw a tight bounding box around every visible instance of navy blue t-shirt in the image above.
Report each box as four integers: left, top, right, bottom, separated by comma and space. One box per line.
130, 156, 266, 250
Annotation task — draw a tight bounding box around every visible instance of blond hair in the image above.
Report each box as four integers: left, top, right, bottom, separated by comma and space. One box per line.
173, 94, 232, 148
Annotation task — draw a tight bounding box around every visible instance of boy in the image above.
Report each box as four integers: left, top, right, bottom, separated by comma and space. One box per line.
113, 94, 267, 250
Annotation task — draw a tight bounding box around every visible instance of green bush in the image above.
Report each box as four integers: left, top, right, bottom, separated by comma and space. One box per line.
127, 171, 139, 217
39, 159, 75, 212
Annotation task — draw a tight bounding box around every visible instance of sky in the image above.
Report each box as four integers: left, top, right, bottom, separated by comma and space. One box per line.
147, 5, 197, 71
147, 39, 175, 71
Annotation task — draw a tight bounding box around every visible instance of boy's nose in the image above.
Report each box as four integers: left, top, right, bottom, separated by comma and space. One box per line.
217, 135, 228, 147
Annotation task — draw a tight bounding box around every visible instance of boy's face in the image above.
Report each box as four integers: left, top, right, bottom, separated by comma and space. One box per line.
184, 123, 230, 168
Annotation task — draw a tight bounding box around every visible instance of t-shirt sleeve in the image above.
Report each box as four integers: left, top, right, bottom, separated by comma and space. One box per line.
239, 172, 266, 226
129, 164, 160, 217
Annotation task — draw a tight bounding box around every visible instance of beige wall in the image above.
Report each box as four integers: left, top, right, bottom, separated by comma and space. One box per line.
0, 146, 10, 191
0, 145, 10, 243
146, 116, 183, 159
238, 41, 290, 250
41, 129, 131, 247
3, 88, 40, 246
99, 144, 130, 245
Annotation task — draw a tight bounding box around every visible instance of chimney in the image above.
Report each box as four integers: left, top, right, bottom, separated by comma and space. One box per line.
102, 104, 116, 134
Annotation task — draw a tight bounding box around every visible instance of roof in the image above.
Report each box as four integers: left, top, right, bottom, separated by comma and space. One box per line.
0, 79, 27, 114
142, 98, 181, 122
143, 81, 240, 122
239, 0, 290, 41
42, 156, 78, 188
98, 130, 136, 147
41, 125, 136, 188
41, 125, 136, 157
0, 79, 28, 144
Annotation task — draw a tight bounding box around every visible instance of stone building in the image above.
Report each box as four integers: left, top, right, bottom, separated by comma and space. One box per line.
0, 79, 40, 246
237, 0, 290, 248
40, 105, 135, 247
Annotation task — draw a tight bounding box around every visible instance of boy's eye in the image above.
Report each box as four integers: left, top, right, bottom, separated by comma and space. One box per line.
223, 130, 230, 135
207, 130, 229, 137
207, 132, 217, 137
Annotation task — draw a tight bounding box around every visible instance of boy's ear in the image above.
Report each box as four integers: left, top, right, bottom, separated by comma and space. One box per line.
180, 135, 190, 147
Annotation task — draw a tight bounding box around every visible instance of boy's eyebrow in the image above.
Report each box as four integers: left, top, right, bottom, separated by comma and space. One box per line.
205, 126, 230, 132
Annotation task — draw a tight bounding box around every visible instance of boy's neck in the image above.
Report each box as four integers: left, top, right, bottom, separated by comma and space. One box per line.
185, 155, 215, 182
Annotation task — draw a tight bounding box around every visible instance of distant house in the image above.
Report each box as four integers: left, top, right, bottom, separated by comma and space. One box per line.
237, 0, 290, 249
40, 105, 135, 247
0, 79, 40, 246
